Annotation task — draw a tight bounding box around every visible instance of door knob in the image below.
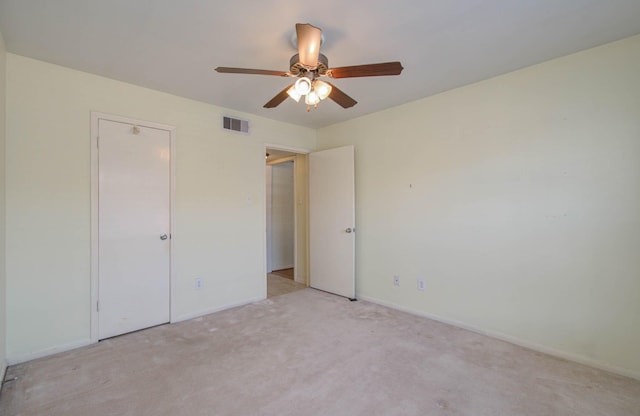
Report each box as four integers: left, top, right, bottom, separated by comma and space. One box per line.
345, 228, 353, 234
160, 234, 168, 240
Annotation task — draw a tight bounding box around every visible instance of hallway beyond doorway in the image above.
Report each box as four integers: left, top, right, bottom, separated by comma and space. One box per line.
267, 273, 305, 298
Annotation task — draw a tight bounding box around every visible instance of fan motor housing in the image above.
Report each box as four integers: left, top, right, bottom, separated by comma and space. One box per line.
290, 53, 329, 76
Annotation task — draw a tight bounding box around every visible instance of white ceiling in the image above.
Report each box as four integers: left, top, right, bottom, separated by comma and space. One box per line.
1, 1, 639, 129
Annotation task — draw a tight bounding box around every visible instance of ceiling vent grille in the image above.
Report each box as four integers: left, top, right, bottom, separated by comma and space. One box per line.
222, 115, 250, 134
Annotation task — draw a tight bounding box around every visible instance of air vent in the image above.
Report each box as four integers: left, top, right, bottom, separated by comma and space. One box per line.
222, 115, 250, 134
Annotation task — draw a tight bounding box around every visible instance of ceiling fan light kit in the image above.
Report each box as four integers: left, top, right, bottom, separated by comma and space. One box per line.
286, 85, 302, 102
314, 80, 332, 100
215, 23, 404, 112
305, 90, 320, 107
294, 77, 312, 95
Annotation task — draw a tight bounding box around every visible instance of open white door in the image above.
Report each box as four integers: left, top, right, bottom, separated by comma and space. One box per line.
309, 145, 355, 299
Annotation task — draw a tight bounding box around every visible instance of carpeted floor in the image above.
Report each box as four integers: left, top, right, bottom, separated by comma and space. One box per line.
1, 289, 639, 415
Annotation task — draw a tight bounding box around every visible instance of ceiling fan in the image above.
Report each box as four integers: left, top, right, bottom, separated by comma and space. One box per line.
215, 23, 404, 111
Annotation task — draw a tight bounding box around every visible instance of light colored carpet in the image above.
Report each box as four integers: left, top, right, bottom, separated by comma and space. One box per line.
1, 289, 639, 415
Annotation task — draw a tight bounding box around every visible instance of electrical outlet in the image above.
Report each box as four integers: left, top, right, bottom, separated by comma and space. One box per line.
195, 278, 203, 290
393, 275, 400, 286
417, 279, 425, 291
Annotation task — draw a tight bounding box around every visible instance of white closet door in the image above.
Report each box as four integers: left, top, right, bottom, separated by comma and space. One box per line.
98, 119, 171, 339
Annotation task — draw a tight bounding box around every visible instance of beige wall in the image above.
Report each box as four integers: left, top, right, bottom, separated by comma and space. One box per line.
318, 35, 640, 378
5, 54, 315, 361
0, 31, 7, 378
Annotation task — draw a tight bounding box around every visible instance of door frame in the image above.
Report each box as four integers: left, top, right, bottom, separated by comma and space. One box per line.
90, 112, 176, 343
264, 143, 310, 287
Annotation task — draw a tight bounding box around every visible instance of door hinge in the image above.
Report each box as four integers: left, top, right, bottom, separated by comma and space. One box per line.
97, 300, 99, 312
96, 136, 99, 148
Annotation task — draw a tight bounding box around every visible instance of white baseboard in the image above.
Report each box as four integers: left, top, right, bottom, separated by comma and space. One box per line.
358, 294, 640, 381
172, 296, 265, 323
6, 339, 91, 366
6, 298, 266, 366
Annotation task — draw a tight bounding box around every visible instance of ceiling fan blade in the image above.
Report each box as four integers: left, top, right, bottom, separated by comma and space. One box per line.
326, 61, 404, 78
326, 82, 357, 108
215, 67, 290, 77
264, 83, 295, 108
296, 23, 322, 69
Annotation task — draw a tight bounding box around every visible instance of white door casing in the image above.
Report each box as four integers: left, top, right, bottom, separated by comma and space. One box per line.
265, 165, 273, 273
91, 113, 175, 342
309, 145, 356, 299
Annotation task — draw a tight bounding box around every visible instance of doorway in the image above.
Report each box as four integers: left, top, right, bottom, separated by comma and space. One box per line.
265, 147, 308, 298
264, 144, 356, 300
